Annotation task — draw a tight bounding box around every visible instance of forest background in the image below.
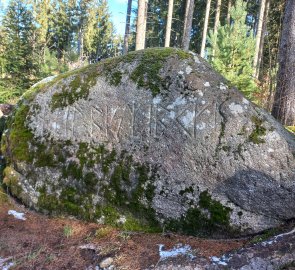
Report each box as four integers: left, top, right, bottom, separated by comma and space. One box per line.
0, 0, 287, 119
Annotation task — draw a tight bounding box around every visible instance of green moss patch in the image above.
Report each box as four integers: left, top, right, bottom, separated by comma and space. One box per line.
3, 166, 23, 197
34, 141, 160, 232
130, 48, 191, 96
249, 116, 266, 144
165, 190, 232, 236
51, 67, 98, 110
4, 105, 34, 162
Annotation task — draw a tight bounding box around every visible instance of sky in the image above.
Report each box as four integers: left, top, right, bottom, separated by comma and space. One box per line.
0, 0, 132, 36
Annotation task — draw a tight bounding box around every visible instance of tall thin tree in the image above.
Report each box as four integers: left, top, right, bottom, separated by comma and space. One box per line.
136, 0, 148, 50
253, 0, 267, 78
213, 0, 221, 35
182, 0, 195, 50
256, 0, 270, 79
165, 0, 174, 47
227, 0, 231, 24
123, 0, 132, 54
271, 0, 295, 126
200, 0, 211, 57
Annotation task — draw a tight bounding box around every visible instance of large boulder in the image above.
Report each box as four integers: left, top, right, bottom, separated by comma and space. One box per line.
2, 48, 295, 236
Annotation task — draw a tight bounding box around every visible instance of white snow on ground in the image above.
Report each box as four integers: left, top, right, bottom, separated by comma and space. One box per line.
8, 210, 26, 220
261, 227, 295, 246
0, 257, 14, 270
158, 244, 196, 260
210, 255, 232, 266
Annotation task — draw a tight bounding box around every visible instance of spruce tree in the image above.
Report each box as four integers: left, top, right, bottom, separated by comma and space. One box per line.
2, 0, 37, 89
208, 0, 257, 99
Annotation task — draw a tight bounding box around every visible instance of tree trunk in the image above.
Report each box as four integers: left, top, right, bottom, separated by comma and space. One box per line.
253, 0, 267, 79
271, 0, 295, 126
200, 0, 211, 57
78, 27, 84, 59
123, 0, 132, 55
136, 0, 148, 50
213, 0, 221, 35
227, 0, 231, 24
165, 0, 174, 47
257, 0, 270, 80
181, 0, 195, 50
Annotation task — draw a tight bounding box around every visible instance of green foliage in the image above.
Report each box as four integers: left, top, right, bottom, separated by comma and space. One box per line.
208, 0, 257, 99
40, 47, 68, 77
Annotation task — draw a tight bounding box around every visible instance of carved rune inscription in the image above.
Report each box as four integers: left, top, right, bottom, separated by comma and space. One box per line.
43, 96, 216, 143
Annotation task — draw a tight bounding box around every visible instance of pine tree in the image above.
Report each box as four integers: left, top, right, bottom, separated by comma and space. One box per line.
84, 0, 115, 61
208, 0, 257, 98
2, 0, 37, 88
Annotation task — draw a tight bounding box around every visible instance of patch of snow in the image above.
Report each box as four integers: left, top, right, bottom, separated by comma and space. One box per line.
196, 122, 206, 130
201, 100, 206, 105
178, 70, 184, 75
229, 103, 244, 115
204, 82, 210, 87
0, 257, 14, 270
274, 227, 295, 240
261, 227, 295, 246
181, 111, 195, 128
153, 96, 162, 105
158, 244, 196, 261
186, 66, 193, 74
79, 244, 98, 250
205, 110, 211, 114
8, 210, 26, 220
1, 262, 14, 270
210, 255, 232, 266
267, 148, 274, 153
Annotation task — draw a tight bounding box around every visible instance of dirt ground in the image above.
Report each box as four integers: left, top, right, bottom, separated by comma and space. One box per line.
0, 192, 249, 270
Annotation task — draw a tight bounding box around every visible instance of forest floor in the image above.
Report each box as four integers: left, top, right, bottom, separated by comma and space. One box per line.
0, 190, 259, 270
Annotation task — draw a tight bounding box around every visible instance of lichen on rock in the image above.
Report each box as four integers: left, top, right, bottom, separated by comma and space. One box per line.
1, 48, 295, 236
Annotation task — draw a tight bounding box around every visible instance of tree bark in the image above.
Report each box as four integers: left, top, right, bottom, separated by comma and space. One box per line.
165, 0, 174, 47
200, 0, 211, 57
226, 0, 231, 24
181, 0, 195, 51
136, 0, 148, 50
271, 0, 295, 126
123, 0, 132, 55
213, 0, 221, 35
257, 0, 270, 80
253, 0, 267, 79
